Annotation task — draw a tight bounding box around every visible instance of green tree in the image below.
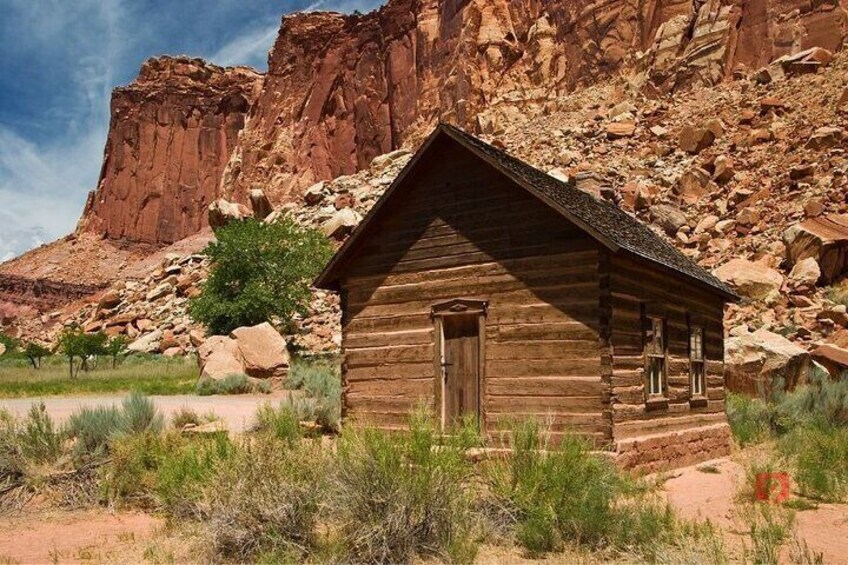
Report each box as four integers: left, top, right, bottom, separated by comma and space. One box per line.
57, 325, 86, 379
80, 332, 108, 371
0, 333, 20, 356
189, 217, 333, 335
23, 342, 50, 369
105, 335, 130, 369
56, 327, 108, 377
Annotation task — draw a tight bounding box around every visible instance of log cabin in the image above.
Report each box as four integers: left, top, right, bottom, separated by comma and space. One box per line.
315, 124, 740, 472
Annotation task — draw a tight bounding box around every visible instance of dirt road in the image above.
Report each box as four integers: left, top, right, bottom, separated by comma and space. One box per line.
0, 393, 286, 432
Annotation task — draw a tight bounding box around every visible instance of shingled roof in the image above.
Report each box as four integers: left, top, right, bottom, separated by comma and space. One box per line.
315, 123, 738, 301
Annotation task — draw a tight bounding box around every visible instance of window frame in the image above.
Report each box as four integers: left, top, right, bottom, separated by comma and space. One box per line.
689, 322, 708, 406
642, 309, 668, 409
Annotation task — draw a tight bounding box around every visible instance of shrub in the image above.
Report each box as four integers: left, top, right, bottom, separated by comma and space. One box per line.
726, 393, 773, 446
65, 393, 163, 459
18, 402, 61, 464
0, 409, 25, 484
102, 431, 234, 515
287, 357, 341, 431
740, 503, 795, 565
65, 405, 124, 459
155, 433, 234, 517
826, 280, 848, 307
121, 392, 164, 435
171, 407, 201, 429
253, 402, 303, 445
189, 217, 333, 335
780, 425, 848, 502
484, 421, 686, 559
204, 436, 324, 560
332, 411, 479, 564
196, 374, 254, 396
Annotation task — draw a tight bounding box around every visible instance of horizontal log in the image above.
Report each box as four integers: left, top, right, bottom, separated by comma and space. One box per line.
345, 362, 434, 381
487, 340, 601, 360
487, 359, 601, 378
488, 395, 604, 412
344, 251, 599, 289
486, 377, 605, 397
345, 344, 433, 368
344, 328, 433, 349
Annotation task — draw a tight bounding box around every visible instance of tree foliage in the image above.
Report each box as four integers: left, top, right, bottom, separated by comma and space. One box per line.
105, 335, 130, 369
23, 342, 50, 369
56, 326, 109, 378
189, 217, 333, 335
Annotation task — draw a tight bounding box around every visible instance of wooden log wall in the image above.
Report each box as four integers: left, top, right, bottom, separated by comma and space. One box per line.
340, 137, 607, 443
606, 254, 728, 442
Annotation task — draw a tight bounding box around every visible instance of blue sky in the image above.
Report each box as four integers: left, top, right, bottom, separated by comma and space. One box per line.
0, 0, 382, 261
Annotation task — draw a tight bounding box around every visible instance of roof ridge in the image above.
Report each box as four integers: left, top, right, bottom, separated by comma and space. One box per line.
438, 123, 737, 300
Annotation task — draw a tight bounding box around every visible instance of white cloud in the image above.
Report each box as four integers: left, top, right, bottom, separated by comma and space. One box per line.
208, 22, 279, 68
0, 125, 105, 261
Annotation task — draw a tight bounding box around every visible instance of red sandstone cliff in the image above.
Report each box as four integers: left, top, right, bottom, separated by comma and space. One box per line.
224, 0, 848, 203
78, 56, 262, 245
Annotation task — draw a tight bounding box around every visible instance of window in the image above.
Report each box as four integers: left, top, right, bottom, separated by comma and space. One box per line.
690, 326, 705, 397
645, 317, 666, 397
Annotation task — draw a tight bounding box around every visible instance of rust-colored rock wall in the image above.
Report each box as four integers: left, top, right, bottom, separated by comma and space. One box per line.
225, 0, 848, 203
79, 56, 262, 245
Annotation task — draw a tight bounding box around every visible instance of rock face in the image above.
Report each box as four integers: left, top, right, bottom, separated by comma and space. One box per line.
725, 329, 811, 395
224, 0, 848, 205
78, 56, 262, 245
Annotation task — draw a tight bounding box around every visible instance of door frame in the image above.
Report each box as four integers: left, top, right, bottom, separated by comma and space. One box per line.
431, 299, 487, 431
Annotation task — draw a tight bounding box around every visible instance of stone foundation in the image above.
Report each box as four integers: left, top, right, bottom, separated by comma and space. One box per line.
614, 423, 732, 475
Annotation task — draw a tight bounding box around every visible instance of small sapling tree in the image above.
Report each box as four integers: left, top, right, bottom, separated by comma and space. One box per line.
23, 341, 50, 369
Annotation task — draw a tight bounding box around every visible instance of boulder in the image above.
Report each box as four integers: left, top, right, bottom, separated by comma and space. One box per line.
322, 208, 362, 240
0, 343, 5, 357
674, 167, 712, 203
197, 336, 243, 381
783, 214, 848, 284
98, 289, 122, 310
230, 322, 289, 379
650, 204, 687, 235
678, 126, 715, 154
303, 181, 326, 205
128, 330, 163, 354
712, 156, 735, 183
788, 257, 821, 288
805, 127, 844, 151
605, 121, 636, 139
810, 344, 848, 379
725, 329, 810, 395
208, 198, 251, 229
713, 259, 783, 300
249, 189, 273, 220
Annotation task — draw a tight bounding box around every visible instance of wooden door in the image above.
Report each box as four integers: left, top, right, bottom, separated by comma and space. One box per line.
441, 314, 481, 427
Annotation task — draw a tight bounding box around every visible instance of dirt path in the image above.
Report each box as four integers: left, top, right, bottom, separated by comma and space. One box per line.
0, 509, 161, 564
0, 393, 288, 432
662, 457, 848, 564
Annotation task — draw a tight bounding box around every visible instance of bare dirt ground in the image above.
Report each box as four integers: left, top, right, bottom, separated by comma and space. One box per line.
0, 509, 162, 564
662, 457, 848, 564
0, 392, 288, 432
1, 455, 845, 564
